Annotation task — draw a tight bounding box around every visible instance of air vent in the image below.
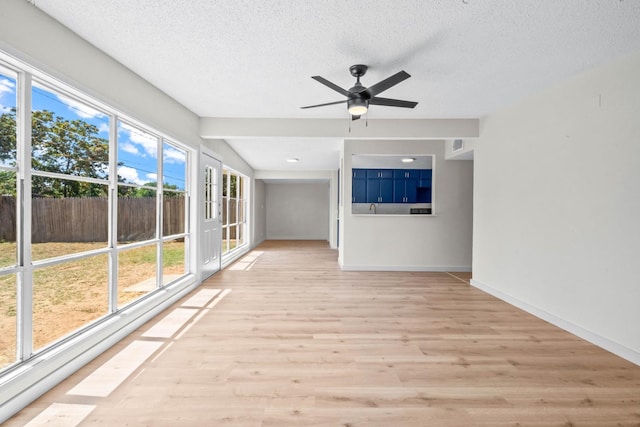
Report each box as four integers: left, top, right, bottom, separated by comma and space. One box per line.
453, 139, 463, 152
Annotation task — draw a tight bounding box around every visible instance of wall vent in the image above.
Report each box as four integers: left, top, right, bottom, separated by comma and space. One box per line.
453, 139, 464, 152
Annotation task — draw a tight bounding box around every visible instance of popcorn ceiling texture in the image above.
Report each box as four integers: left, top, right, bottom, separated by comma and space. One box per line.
33, 0, 640, 119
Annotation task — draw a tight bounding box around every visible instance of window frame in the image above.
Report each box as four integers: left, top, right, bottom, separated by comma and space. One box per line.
221, 167, 248, 258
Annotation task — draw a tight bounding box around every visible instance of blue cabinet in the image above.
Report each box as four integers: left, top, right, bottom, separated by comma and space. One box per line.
417, 170, 432, 203
366, 170, 393, 203
353, 169, 368, 179
352, 168, 431, 204
393, 170, 420, 203
352, 169, 367, 202
353, 179, 366, 203
419, 169, 432, 187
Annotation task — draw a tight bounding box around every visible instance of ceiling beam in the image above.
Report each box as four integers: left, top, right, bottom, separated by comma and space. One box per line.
200, 118, 479, 140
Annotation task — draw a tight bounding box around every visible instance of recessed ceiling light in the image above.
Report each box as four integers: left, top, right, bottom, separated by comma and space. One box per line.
401, 158, 415, 163
286, 158, 299, 163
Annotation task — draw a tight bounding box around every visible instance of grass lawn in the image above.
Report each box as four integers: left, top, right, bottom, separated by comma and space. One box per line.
0, 240, 185, 369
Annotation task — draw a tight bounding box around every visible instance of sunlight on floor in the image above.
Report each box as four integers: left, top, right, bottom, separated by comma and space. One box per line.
228, 251, 264, 271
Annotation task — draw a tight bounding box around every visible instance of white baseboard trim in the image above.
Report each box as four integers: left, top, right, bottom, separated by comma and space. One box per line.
471, 279, 640, 367
341, 264, 472, 272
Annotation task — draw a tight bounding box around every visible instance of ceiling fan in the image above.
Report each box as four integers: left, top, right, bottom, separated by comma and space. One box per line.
301, 64, 418, 120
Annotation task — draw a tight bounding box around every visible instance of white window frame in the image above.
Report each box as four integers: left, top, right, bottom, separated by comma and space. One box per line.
0, 51, 194, 373
221, 167, 249, 259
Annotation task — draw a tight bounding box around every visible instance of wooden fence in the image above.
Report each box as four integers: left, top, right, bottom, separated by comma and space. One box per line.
0, 195, 185, 243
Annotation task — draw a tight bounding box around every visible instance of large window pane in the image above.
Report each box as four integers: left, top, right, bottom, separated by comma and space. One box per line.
163, 190, 185, 237
0, 67, 17, 168
0, 172, 17, 268
117, 244, 157, 308
31, 179, 108, 260
31, 82, 109, 179
163, 141, 186, 191
229, 225, 238, 251
118, 185, 156, 243
229, 174, 237, 198
162, 239, 185, 286
117, 121, 158, 187
0, 273, 16, 370
33, 254, 109, 351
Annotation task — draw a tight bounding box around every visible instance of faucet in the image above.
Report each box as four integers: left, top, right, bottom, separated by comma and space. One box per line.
369, 203, 376, 214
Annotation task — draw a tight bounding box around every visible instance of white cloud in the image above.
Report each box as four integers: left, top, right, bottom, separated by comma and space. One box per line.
117, 165, 146, 185
163, 145, 186, 164
98, 123, 110, 134
120, 142, 140, 155
56, 93, 105, 119
146, 173, 158, 181
0, 78, 15, 97
0, 78, 16, 113
119, 122, 158, 158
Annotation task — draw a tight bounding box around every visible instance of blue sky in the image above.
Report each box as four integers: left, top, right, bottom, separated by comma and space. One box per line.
0, 69, 185, 190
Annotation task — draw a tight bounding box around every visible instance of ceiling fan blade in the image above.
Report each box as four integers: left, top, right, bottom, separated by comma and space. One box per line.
351, 115, 361, 121
369, 97, 418, 109
364, 70, 411, 98
300, 100, 347, 109
311, 76, 353, 98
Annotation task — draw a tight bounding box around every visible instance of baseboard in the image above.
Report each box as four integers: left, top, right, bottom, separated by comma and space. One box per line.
341, 264, 472, 272
471, 279, 640, 367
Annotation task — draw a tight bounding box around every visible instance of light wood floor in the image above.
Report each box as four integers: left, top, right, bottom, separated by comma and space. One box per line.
7, 240, 640, 426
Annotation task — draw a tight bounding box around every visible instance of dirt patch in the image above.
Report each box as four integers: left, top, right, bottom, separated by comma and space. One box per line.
0, 241, 185, 369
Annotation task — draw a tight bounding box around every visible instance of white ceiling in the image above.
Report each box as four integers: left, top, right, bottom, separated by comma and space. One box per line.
33, 0, 640, 170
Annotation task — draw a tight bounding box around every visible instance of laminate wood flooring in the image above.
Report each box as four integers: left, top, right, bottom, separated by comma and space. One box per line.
7, 240, 640, 426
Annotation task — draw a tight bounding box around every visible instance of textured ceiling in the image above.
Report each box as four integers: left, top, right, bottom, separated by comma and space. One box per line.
33, 0, 640, 120
31, 0, 640, 171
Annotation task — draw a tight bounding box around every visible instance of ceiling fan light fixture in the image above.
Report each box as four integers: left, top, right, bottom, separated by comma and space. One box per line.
347, 98, 368, 116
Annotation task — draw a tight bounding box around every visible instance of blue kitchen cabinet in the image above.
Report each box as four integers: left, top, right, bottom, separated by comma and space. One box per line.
366, 169, 393, 203
419, 169, 432, 187
352, 168, 431, 204
417, 169, 432, 203
352, 177, 366, 202
352, 169, 368, 179
393, 170, 419, 203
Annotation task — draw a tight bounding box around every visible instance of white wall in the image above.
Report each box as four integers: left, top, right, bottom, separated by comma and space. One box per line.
341, 139, 473, 271
472, 50, 640, 363
253, 179, 267, 246
266, 183, 330, 240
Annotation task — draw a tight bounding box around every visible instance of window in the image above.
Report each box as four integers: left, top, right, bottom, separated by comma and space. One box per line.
0, 53, 193, 372
222, 168, 248, 255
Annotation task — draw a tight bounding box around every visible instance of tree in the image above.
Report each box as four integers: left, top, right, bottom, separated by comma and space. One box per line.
0, 109, 109, 197
0, 108, 17, 166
